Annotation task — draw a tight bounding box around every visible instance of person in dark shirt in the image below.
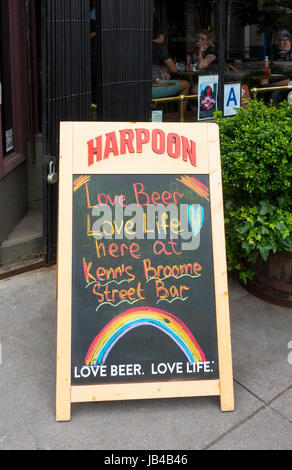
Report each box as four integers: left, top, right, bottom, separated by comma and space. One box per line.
152, 26, 190, 99
261, 30, 292, 96
273, 30, 292, 62
194, 30, 217, 70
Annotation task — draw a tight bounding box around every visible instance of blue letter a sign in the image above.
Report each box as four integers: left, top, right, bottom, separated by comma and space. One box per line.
224, 84, 241, 117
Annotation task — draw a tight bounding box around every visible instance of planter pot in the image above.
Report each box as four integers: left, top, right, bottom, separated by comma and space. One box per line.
244, 251, 292, 308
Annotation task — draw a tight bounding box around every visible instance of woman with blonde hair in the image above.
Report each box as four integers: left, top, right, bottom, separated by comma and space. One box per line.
194, 30, 217, 70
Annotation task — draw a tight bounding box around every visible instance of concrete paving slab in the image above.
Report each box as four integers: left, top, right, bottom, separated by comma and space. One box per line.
228, 276, 250, 304
270, 388, 292, 423
0, 209, 43, 266
209, 407, 292, 450
1, 209, 42, 246
0, 268, 291, 450
0, 380, 263, 450
228, 277, 292, 404
0, 267, 57, 390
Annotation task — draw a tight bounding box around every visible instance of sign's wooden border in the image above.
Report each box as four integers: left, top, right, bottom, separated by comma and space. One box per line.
56, 122, 234, 422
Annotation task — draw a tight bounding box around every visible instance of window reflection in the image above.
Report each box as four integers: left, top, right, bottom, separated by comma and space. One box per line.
0, 1, 14, 155
152, 0, 292, 121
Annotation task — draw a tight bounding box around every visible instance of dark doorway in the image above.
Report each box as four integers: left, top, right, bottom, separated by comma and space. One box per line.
41, 0, 92, 265
91, 0, 153, 122
42, 0, 153, 264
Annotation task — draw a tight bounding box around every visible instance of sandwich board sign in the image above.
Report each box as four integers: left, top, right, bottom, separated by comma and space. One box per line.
56, 122, 234, 421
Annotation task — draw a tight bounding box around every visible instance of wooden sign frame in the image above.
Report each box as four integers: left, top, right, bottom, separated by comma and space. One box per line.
56, 122, 234, 422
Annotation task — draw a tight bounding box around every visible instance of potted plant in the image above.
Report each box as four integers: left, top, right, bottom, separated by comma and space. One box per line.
215, 99, 292, 306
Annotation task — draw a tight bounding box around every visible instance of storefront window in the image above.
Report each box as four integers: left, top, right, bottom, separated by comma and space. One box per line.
0, 1, 14, 155
0, 0, 28, 179
227, 1, 292, 103
151, 0, 292, 122
152, 0, 220, 121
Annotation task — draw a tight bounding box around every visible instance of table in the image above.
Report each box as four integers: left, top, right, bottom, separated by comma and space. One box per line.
172, 71, 205, 78
251, 74, 287, 81
152, 81, 176, 87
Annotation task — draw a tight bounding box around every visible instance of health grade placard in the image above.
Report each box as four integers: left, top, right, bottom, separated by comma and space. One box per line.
56, 122, 234, 421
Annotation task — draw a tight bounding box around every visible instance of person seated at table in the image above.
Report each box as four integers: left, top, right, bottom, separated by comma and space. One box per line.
152, 25, 191, 99
273, 30, 292, 62
260, 30, 292, 102
194, 30, 217, 70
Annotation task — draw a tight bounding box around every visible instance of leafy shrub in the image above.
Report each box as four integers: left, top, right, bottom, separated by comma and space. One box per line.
215, 100, 292, 282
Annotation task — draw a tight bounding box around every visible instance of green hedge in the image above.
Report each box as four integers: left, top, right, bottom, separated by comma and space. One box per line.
215, 100, 292, 283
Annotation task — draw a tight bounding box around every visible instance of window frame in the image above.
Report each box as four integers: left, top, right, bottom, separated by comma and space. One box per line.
0, 0, 28, 180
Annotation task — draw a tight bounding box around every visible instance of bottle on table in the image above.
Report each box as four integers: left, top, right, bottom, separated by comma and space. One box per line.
264, 56, 270, 77
194, 46, 200, 58
186, 55, 191, 72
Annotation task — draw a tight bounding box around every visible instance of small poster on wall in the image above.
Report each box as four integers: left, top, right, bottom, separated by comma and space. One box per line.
287, 81, 292, 104
152, 110, 163, 122
198, 75, 219, 121
241, 84, 251, 109
5, 129, 14, 153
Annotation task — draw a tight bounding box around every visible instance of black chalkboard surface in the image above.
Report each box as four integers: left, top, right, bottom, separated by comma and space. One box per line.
71, 174, 218, 385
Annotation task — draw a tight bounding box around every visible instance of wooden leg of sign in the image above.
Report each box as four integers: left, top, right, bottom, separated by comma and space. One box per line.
217, 298, 235, 412
56, 261, 72, 422
56, 261, 58, 300
56, 379, 71, 422
208, 124, 235, 413
56, 122, 73, 422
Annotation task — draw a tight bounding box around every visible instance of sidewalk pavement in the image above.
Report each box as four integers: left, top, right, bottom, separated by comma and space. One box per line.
0, 266, 291, 450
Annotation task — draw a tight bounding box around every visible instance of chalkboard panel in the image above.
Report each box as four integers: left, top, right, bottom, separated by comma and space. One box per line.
56, 122, 234, 421
71, 174, 218, 385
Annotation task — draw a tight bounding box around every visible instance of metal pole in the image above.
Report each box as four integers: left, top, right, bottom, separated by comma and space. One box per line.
179, 95, 185, 122
218, 0, 226, 112
251, 85, 292, 99
151, 94, 198, 122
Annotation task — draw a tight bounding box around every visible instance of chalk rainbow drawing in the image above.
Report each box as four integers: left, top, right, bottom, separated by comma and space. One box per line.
85, 307, 206, 365
177, 176, 209, 201
73, 175, 91, 192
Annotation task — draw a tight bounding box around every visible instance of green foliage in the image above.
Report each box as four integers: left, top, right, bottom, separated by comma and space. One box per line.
216, 101, 292, 199
234, 0, 292, 32
225, 197, 292, 283
215, 100, 292, 282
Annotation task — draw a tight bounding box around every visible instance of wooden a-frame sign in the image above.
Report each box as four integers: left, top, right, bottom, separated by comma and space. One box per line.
56, 122, 234, 422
